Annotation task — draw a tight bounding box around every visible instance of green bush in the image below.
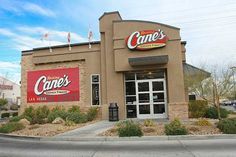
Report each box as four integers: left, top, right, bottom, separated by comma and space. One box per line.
205, 107, 229, 119
23, 106, 50, 124
23, 106, 34, 119
87, 107, 98, 121
194, 118, 212, 126
0, 99, 8, 107
217, 118, 236, 134
47, 110, 69, 123
0, 122, 25, 133
68, 106, 81, 113
189, 100, 208, 118
67, 112, 87, 124
117, 120, 143, 137
165, 119, 188, 135
64, 119, 76, 126
32, 106, 50, 124
9, 116, 23, 122
143, 119, 155, 127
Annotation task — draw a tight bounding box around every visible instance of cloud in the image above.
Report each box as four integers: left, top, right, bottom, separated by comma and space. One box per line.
0, 0, 55, 17
17, 26, 87, 45
23, 3, 55, 17
0, 28, 15, 36
0, 61, 20, 69
0, 27, 87, 51
0, 61, 21, 84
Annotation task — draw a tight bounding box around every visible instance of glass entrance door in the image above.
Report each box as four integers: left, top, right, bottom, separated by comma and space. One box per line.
136, 79, 167, 119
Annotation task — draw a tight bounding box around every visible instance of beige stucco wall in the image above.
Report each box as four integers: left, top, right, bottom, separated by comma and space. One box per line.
20, 44, 101, 115
20, 11, 188, 120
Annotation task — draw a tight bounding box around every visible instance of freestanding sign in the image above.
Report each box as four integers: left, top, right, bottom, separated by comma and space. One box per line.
27, 67, 79, 103
126, 29, 168, 50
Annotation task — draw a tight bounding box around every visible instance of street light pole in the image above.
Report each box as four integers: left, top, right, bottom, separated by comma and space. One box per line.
230, 66, 236, 100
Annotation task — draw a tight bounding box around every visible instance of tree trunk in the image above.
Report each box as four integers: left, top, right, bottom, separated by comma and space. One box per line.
214, 83, 221, 120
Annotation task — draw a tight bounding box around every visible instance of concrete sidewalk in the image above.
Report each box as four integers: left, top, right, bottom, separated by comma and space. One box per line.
55, 121, 116, 137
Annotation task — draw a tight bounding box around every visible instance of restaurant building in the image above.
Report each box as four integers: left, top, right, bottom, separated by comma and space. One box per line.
21, 11, 200, 120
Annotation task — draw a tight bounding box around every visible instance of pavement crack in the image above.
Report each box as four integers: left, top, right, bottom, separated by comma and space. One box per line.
178, 140, 196, 157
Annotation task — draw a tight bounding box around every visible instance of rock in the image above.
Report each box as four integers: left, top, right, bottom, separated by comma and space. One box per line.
19, 118, 30, 126
52, 117, 65, 124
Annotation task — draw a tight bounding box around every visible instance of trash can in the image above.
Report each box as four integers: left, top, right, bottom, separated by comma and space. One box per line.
109, 103, 119, 121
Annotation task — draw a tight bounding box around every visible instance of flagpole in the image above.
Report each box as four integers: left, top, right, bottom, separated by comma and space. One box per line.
88, 25, 93, 49
68, 32, 71, 51
49, 36, 52, 52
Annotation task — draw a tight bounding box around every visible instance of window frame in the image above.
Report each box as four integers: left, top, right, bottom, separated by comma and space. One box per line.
90, 74, 101, 106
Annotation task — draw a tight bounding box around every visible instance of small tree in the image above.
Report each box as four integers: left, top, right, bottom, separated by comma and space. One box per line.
185, 64, 234, 119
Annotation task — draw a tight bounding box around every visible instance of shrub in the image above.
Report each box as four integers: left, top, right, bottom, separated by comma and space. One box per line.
0, 99, 8, 107
143, 119, 155, 127
23, 106, 35, 119
117, 120, 143, 137
194, 118, 212, 126
67, 112, 87, 124
217, 118, 236, 134
205, 107, 229, 119
87, 107, 98, 121
68, 106, 81, 113
51, 106, 65, 112
189, 100, 208, 118
23, 106, 50, 124
65, 119, 76, 126
9, 116, 23, 122
33, 106, 50, 124
47, 110, 69, 123
165, 119, 188, 135
0, 122, 25, 133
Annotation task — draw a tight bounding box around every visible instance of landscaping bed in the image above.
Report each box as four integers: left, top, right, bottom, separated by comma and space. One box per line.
0, 105, 100, 137
8, 120, 98, 137
99, 118, 222, 137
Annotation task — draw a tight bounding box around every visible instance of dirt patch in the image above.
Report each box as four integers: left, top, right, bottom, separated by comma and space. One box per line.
9, 120, 99, 137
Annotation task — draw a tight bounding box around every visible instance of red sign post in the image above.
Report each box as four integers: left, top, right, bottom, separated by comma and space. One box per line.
27, 67, 79, 103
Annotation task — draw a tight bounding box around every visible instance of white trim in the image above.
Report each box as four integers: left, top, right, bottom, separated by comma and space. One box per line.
90, 74, 101, 106
136, 79, 167, 119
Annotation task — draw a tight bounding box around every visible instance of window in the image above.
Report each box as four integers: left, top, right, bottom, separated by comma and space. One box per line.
125, 73, 137, 118
91, 74, 100, 105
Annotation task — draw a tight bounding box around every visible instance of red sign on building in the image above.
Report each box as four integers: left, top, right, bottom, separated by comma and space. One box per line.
126, 29, 168, 50
27, 67, 79, 103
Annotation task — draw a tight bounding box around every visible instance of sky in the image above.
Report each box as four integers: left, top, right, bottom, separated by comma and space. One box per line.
0, 0, 236, 83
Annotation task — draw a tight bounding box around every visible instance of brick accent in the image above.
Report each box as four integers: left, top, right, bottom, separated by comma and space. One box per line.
168, 102, 189, 120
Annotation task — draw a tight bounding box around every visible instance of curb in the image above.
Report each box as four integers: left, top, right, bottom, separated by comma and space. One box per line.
0, 133, 41, 141
1, 133, 236, 142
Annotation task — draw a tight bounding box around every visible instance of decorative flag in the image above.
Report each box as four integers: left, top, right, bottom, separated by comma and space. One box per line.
67, 32, 71, 51
88, 29, 93, 49
41, 32, 52, 52
41, 33, 49, 41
